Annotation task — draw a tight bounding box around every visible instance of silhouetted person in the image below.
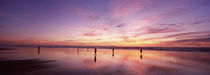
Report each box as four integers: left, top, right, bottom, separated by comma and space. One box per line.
139, 48, 143, 61
95, 48, 97, 53
140, 48, 143, 53
38, 46, 40, 54
94, 48, 97, 63
87, 48, 89, 52
112, 48, 114, 57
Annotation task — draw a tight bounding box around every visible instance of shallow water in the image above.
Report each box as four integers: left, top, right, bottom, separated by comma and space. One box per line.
1, 47, 210, 75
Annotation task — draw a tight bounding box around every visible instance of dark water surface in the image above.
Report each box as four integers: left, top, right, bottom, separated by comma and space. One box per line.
1, 47, 210, 75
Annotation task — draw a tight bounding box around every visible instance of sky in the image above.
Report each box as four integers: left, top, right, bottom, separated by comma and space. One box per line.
0, 0, 210, 47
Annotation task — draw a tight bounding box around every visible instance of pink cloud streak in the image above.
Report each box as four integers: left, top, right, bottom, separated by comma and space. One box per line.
108, 0, 149, 18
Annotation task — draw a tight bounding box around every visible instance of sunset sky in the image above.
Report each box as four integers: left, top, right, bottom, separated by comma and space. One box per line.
0, 0, 210, 47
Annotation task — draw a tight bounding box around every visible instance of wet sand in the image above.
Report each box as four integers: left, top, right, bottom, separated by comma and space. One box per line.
0, 48, 13, 50
0, 59, 55, 75
0, 47, 210, 75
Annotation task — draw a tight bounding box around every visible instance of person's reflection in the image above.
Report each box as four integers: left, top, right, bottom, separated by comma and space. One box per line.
94, 48, 97, 63
38, 46, 40, 54
140, 54, 142, 60
77, 48, 80, 54
112, 48, 114, 58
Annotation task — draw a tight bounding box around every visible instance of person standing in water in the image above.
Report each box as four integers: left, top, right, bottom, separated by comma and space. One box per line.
95, 48, 97, 53
112, 48, 114, 57
38, 46, 40, 54
140, 48, 143, 60
140, 48, 143, 53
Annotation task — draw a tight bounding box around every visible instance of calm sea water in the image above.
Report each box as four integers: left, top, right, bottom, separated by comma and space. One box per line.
1, 47, 210, 75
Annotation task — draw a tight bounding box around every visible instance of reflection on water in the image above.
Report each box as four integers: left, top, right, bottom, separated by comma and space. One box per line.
140, 54, 143, 60
1, 47, 210, 75
94, 48, 97, 63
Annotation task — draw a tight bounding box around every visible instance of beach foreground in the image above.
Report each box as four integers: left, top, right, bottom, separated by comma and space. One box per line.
0, 47, 210, 75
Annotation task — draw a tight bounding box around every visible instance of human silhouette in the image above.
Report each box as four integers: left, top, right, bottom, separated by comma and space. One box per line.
139, 48, 143, 61
112, 48, 114, 57
95, 48, 97, 54
140, 48, 143, 54
38, 46, 40, 54
87, 48, 89, 52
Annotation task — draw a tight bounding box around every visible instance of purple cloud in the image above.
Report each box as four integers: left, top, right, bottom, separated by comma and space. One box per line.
82, 31, 100, 37
116, 23, 126, 28
134, 24, 181, 37
191, 19, 207, 25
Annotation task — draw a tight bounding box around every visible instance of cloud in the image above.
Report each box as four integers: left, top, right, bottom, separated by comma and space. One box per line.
104, 17, 123, 26
108, 0, 148, 18
145, 27, 179, 34
164, 31, 210, 38
134, 0, 195, 25
141, 31, 210, 41
175, 37, 210, 42
82, 31, 100, 37
134, 24, 181, 37
89, 15, 100, 20
138, 10, 188, 23
191, 19, 207, 25
162, 36, 210, 47
62, 26, 105, 33
74, 7, 100, 20
83, 33, 99, 36
138, 31, 210, 47
119, 36, 133, 42
116, 23, 126, 28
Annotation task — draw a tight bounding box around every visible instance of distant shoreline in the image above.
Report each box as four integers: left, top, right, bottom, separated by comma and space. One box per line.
2, 45, 210, 52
